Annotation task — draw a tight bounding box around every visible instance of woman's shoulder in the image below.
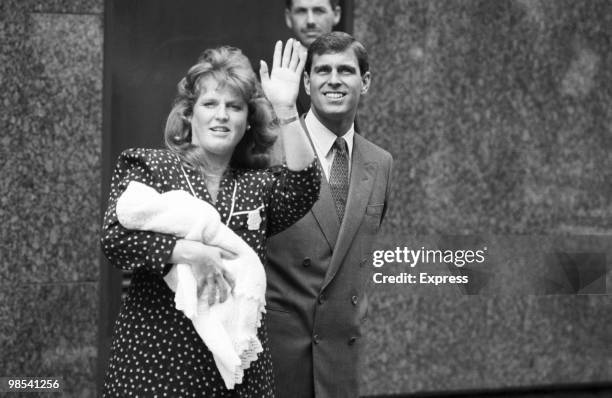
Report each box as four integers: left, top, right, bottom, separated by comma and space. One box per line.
112, 148, 185, 189
118, 148, 180, 166
233, 167, 276, 185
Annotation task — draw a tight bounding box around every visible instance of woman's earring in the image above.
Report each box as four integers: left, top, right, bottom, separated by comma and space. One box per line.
247, 124, 251, 130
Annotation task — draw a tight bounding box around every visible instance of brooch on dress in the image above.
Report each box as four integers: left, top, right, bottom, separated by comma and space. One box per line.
247, 207, 263, 230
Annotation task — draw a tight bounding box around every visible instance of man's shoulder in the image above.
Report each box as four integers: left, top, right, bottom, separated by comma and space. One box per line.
354, 133, 393, 163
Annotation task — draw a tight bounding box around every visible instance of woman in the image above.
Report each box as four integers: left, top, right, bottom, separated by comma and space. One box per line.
101, 39, 319, 397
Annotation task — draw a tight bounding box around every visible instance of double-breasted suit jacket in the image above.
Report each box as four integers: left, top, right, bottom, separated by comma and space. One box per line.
265, 123, 393, 398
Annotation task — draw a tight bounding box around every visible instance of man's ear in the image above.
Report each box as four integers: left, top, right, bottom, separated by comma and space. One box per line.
303, 72, 311, 96
360, 71, 371, 95
285, 9, 293, 29
333, 6, 341, 26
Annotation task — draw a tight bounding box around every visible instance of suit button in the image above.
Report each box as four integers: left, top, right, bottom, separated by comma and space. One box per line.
348, 336, 357, 345
313, 334, 320, 344
318, 294, 325, 305
302, 257, 311, 267
351, 295, 358, 305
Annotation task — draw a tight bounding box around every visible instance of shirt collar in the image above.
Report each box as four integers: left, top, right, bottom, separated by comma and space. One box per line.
305, 110, 354, 159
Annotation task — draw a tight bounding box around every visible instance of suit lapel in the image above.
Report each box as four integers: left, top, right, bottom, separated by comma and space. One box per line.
300, 117, 340, 252
311, 174, 340, 252
322, 134, 376, 290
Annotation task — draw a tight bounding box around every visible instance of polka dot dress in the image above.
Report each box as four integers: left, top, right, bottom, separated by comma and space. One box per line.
101, 148, 320, 397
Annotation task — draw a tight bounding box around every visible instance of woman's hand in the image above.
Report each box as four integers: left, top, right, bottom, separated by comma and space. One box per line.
259, 38, 306, 118
260, 38, 314, 170
170, 240, 237, 306
192, 245, 237, 306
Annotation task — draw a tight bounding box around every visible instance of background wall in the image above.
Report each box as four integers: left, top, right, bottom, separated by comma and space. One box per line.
355, 0, 612, 396
0, 0, 610, 397
0, 0, 102, 396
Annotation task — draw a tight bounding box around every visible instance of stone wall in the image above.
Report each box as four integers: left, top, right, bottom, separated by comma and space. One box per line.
355, 0, 612, 395
0, 0, 103, 396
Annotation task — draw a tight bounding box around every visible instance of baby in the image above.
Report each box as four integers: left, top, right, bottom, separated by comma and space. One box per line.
116, 180, 266, 389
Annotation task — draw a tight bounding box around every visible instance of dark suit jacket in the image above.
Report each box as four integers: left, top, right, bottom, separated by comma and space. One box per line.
296, 81, 311, 116
265, 123, 393, 398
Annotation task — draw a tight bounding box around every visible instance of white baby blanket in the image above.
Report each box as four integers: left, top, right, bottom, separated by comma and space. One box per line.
116, 181, 266, 389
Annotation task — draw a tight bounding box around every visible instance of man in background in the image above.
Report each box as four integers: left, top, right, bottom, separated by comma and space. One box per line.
285, 0, 341, 114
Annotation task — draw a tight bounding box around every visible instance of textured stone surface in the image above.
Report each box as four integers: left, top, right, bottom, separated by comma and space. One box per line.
30, 0, 103, 14
0, 9, 103, 285
0, 283, 98, 397
355, 0, 612, 236
0, 1, 102, 397
355, 0, 612, 395
362, 291, 612, 395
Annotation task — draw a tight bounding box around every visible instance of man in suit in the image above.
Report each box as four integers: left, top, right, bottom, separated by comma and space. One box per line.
285, 0, 341, 115
265, 32, 393, 398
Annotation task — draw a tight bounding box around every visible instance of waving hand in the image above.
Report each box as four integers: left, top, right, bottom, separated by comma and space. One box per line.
259, 38, 306, 115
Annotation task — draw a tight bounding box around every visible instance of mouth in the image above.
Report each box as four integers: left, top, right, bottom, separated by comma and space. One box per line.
323, 92, 346, 100
209, 126, 230, 136
303, 29, 320, 37
209, 126, 230, 133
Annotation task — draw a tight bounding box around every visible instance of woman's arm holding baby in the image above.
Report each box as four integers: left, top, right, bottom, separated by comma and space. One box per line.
169, 239, 236, 305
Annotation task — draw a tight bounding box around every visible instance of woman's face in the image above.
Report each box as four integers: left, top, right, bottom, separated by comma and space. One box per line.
190, 76, 248, 160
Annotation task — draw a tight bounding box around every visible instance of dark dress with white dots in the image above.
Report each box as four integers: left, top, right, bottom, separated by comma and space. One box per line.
101, 148, 320, 397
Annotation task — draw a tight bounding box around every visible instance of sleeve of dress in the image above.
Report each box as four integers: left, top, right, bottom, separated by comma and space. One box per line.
100, 149, 178, 276
265, 158, 321, 237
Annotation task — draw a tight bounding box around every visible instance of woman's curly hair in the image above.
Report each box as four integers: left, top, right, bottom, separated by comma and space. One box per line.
164, 46, 277, 171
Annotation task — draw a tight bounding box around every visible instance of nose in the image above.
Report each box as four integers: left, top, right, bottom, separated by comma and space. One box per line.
327, 70, 341, 86
306, 10, 315, 25
214, 105, 229, 121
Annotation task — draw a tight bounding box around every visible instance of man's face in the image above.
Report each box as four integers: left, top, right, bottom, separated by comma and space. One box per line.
304, 49, 371, 126
285, 0, 341, 48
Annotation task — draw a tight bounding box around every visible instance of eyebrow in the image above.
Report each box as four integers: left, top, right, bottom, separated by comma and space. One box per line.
313, 64, 332, 73
312, 64, 357, 73
293, 6, 329, 12
338, 65, 357, 73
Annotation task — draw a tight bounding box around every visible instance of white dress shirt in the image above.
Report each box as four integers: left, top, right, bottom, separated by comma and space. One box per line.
304, 110, 354, 181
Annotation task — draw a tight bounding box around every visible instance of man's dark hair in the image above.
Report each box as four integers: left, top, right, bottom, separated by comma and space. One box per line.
285, 0, 340, 9
304, 31, 369, 76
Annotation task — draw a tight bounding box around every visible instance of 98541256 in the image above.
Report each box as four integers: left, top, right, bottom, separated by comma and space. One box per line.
0, 377, 63, 392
